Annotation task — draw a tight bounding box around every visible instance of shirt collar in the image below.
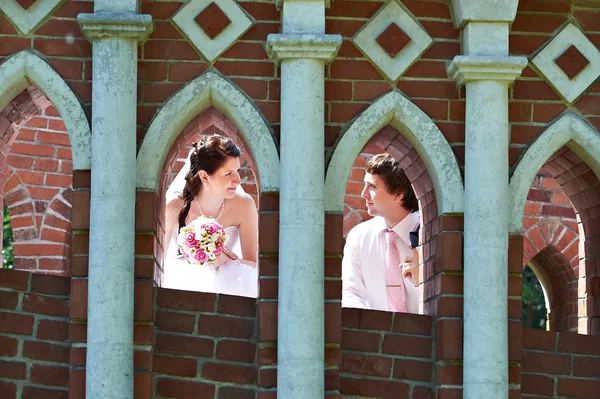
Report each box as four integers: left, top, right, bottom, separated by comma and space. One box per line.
377, 212, 419, 245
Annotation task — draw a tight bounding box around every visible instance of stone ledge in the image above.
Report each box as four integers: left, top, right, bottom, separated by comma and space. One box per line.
78, 13, 153, 42
266, 33, 342, 63
275, 0, 331, 11
447, 55, 528, 85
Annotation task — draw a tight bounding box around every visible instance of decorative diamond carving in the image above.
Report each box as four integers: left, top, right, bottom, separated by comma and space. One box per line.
555, 45, 590, 80
194, 2, 231, 39
172, 0, 254, 64
16, 0, 37, 10
376, 23, 411, 59
0, 0, 65, 35
532, 23, 600, 103
353, 0, 432, 83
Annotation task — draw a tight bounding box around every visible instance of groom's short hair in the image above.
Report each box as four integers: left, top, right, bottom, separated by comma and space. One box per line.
365, 153, 418, 213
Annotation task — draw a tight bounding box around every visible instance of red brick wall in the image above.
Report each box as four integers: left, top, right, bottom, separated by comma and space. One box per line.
0, 270, 71, 399
340, 309, 435, 398
522, 328, 600, 398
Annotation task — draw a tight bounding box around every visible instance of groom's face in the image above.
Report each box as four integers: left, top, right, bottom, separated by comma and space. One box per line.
361, 172, 399, 218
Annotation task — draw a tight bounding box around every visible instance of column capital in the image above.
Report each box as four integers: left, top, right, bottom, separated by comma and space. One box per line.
78, 13, 153, 42
267, 33, 342, 63
447, 55, 528, 86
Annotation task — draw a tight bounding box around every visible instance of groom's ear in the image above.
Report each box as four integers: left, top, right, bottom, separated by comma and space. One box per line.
394, 193, 404, 204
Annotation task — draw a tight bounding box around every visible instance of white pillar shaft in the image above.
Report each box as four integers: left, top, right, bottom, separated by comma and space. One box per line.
94, 0, 137, 14
277, 58, 325, 398
463, 80, 509, 399
86, 37, 138, 399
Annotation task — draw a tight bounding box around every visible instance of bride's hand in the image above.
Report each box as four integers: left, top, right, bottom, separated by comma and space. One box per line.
207, 247, 237, 268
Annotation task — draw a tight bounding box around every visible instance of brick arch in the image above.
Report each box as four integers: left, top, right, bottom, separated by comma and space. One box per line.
341, 124, 461, 317
1, 87, 73, 275
136, 70, 279, 194
154, 107, 259, 287
325, 90, 463, 215
0, 51, 91, 170
528, 246, 578, 333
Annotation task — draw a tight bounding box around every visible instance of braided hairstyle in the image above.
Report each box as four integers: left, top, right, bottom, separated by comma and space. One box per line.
178, 135, 241, 228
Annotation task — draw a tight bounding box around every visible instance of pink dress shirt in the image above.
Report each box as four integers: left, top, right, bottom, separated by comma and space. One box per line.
342, 212, 420, 313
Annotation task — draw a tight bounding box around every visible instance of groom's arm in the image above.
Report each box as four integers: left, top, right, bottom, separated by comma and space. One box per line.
342, 231, 368, 309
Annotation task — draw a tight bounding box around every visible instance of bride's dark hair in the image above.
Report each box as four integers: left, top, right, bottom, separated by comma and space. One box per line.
178, 135, 241, 228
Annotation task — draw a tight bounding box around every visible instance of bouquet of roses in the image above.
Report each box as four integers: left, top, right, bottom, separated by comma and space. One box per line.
177, 216, 228, 266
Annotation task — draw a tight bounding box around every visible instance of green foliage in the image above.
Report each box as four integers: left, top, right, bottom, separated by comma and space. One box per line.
522, 265, 546, 330
3, 205, 13, 269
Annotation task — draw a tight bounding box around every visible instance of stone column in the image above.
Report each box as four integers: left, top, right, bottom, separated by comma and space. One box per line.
448, 22, 526, 399
267, 1, 341, 396
78, 7, 152, 399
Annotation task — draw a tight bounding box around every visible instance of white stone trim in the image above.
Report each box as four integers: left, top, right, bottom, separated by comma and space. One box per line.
0, 0, 65, 35
450, 0, 518, 28
172, 0, 254, 63
78, 13, 153, 42
0, 51, 91, 170
352, 0, 432, 83
275, 0, 331, 10
447, 55, 528, 85
137, 71, 279, 192
531, 23, 600, 104
267, 33, 342, 62
324, 91, 464, 214
509, 112, 600, 233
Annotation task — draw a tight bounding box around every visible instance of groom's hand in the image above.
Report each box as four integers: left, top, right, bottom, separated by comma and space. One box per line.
400, 248, 419, 287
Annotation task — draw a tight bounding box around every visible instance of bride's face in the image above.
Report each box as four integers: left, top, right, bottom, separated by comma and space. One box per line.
204, 156, 242, 199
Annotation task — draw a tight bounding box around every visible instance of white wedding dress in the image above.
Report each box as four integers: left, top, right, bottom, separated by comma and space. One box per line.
163, 224, 258, 298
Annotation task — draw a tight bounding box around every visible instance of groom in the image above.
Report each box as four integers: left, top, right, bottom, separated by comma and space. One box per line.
342, 153, 420, 313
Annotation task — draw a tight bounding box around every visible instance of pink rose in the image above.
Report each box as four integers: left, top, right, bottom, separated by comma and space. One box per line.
194, 250, 208, 263
184, 232, 198, 248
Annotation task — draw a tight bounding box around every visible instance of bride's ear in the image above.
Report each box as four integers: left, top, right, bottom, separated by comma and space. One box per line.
198, 170, 209, 184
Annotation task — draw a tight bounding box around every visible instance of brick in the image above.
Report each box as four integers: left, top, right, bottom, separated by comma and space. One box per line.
326, 81, 352, 101
0, 311, 34, 335
340, 376, 409, 398
156, 287, 215, 312
239, 2, 279, 21
155, 310, 195, 333
521, 373, 554, 396
218, 387, 255, 399
156, 377, 215, 399
0, 360, 26, 379
533, 103, 567, 123
258, 301, 277, 342
393, 313, 433, 335
331, 60, 382, 80
214, 61, 275, 77
436, 319, 462, 360
512, 14, 568, 33
0, 37, 30, 56
0, 291, 19, 310
217, 294, 256, 317
143, 83, 184, 103
152, 354, 197, 377
168, 62, 209, 82
34, 38, 90, 57
382, 333, 432, 358
558, 332, 600, 355
22, 294, 69, 317
341, 353, 392, 377
522, 351, 571, 375
404, 60, 448, 79
393, 358, 433, 382
202, 362, 257, 384
144, 40, 201, 60
7, 154, 34, 169
198, 314, 254, 339
141, 2, 181, 19
221, 42, 267, 60
0, 381, 16, 398
330, 103, 368, 123
513, 80, 560, 101
0, 336, 18, 357
558, 377, 600, 398
31, 273, 69, 296
0, 270, 29, 290
134, 280, 154, 321
149, 21, 182, 40
11, 142, 55, 157
23, 340, 69, 363
216, 339, 256, 363
30, 364, 69, 387
155, 333, 214, 357
231, 78, 268, 100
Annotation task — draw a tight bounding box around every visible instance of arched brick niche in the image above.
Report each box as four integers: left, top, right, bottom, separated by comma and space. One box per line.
0, 86, 74, 275
342, 125, 461, 317
154, 107, 259, 287
522, 171, 579, 332
513, 146, 600, 335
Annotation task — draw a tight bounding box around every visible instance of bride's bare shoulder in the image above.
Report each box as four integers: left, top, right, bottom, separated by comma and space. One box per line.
231, 186, 257, 211
165, 197, 184, 215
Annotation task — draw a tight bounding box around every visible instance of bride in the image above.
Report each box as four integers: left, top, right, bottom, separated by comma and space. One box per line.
162, 135, 258, 298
